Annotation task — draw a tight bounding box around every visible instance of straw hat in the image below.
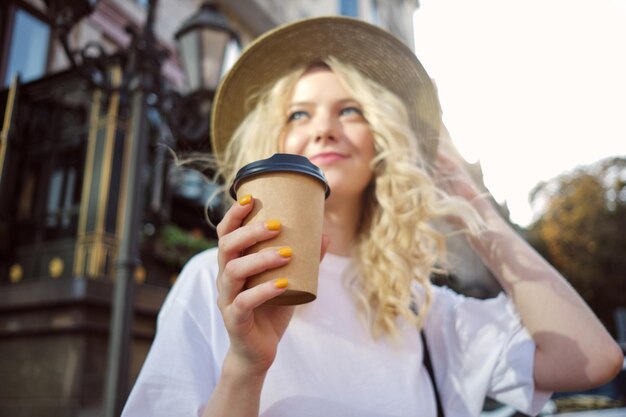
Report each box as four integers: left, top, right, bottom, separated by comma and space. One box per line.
211, 16, 441, 161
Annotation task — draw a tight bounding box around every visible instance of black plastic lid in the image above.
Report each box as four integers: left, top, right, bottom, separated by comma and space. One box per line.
230, 153, 330, 199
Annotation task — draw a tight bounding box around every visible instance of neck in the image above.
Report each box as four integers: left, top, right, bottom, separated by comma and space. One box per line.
322, 193, 364, 257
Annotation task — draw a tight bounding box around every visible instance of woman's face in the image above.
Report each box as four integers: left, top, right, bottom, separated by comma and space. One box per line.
280, 67, 376, 201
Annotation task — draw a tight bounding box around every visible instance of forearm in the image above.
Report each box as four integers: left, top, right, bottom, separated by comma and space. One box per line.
202, 353, 267, 417
469, 198, 622, 391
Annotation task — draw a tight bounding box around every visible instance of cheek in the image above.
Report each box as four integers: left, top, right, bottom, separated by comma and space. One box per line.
281, 130, 307, 155
277, 132, 287, 153
352, 127, 376, 160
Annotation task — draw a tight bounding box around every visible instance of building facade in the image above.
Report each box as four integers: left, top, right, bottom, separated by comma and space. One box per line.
0, 1, 423, 416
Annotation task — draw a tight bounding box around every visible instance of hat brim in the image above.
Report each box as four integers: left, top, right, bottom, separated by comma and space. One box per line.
211, 16, 440, 161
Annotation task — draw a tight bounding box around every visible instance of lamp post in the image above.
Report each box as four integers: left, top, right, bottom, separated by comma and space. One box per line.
44, 1, 237, 416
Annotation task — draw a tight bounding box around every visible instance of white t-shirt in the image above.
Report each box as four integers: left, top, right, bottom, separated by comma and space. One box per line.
122, 248, 551, 417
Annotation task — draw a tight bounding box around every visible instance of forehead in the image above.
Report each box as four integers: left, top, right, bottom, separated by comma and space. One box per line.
289, 67, 352, 101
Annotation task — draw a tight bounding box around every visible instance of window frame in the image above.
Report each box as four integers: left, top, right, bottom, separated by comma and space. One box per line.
0, 1, 53, 87
339, 0, 360, 17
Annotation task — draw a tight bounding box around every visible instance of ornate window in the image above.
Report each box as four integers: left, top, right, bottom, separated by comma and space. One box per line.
14, 88, 89, 245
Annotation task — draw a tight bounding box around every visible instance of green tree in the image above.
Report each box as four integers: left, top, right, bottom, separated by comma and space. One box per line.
528, 157, 626, 336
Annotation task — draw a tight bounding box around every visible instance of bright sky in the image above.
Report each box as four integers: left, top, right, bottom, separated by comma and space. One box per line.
413, 0, 626, 227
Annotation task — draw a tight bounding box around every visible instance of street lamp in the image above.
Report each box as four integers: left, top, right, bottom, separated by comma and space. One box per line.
159, 1, 240, 148
44, 1, 238, 416
175, 1, 238, 95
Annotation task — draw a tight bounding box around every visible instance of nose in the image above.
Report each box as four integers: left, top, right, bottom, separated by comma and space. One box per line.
311, 111, 339, 143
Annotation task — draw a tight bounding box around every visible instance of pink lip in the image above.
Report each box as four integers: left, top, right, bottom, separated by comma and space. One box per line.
309, 152, 348, 165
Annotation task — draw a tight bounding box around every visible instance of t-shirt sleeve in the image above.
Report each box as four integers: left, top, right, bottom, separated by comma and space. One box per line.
485, 295, 553, 414
121, 249, 226, 417
425, 287, 553, 416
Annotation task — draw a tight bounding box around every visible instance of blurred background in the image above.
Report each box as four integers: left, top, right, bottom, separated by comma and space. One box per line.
0, 1, 623, 416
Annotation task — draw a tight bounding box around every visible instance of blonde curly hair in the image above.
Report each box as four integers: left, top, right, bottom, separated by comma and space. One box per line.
215, 57, 483, 338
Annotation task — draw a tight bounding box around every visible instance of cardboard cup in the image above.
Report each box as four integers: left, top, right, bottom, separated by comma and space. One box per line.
231, 154, 329, 305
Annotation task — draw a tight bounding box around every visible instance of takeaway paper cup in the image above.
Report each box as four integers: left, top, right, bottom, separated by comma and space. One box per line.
230, 153, 330, 305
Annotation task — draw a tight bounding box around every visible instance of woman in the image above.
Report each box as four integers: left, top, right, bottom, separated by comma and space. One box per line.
122, 17, 622, 417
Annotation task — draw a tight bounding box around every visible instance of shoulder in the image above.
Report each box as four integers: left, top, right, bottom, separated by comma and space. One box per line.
122, 248, 226, 417
425, 285, 526, 357
429, 285, 517, 325
426, 285, 464, 323
179, 246, 219, 277
174, 246, 219, 290
158, 247, 220, 322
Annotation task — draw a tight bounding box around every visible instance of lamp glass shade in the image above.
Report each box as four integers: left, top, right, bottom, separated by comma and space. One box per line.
178, 26, 230, 94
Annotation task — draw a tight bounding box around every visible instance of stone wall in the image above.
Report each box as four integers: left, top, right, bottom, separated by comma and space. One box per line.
0, 279, 166, 417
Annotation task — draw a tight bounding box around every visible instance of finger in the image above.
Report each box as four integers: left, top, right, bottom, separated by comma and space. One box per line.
218, 219, 282, 266
219, 247, 292, 306
216, 194, 255, 240
320, 234, 330, 262
227, 279, 291, 326
434, 150, 459, 173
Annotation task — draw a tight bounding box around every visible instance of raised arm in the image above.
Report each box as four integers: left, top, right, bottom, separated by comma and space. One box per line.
202, 195, 296, 417
435, 150, 623, 392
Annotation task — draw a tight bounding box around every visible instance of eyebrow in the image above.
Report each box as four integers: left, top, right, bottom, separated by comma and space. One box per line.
287, 98, 361, 108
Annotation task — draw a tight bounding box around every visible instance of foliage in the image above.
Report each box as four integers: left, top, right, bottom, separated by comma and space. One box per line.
528, 156, 626, 335
154, 223, 217, 271
553, 395, 623, 412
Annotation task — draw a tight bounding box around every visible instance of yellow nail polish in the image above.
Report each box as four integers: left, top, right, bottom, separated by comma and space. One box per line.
265, 219, 281, 231
274, 278, 288, 289
239, 194, 252, 205
277, 246, 292, 257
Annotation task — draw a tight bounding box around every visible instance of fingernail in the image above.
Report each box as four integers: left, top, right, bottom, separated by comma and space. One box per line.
274, 278, 288, 289
265, 219, 281, 231
239, 194, 252, 205
277, 246, 292, 257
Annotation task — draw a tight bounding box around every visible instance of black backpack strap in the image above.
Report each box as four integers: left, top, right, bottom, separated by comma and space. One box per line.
421, 331, 444, 417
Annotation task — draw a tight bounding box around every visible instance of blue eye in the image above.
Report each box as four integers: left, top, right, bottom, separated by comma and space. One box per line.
287, 110, 308, 122
340, 106, 363, 117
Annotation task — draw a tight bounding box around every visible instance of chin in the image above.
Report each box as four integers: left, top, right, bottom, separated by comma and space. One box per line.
320, 166, 372, 198
326, 182, 369, 201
